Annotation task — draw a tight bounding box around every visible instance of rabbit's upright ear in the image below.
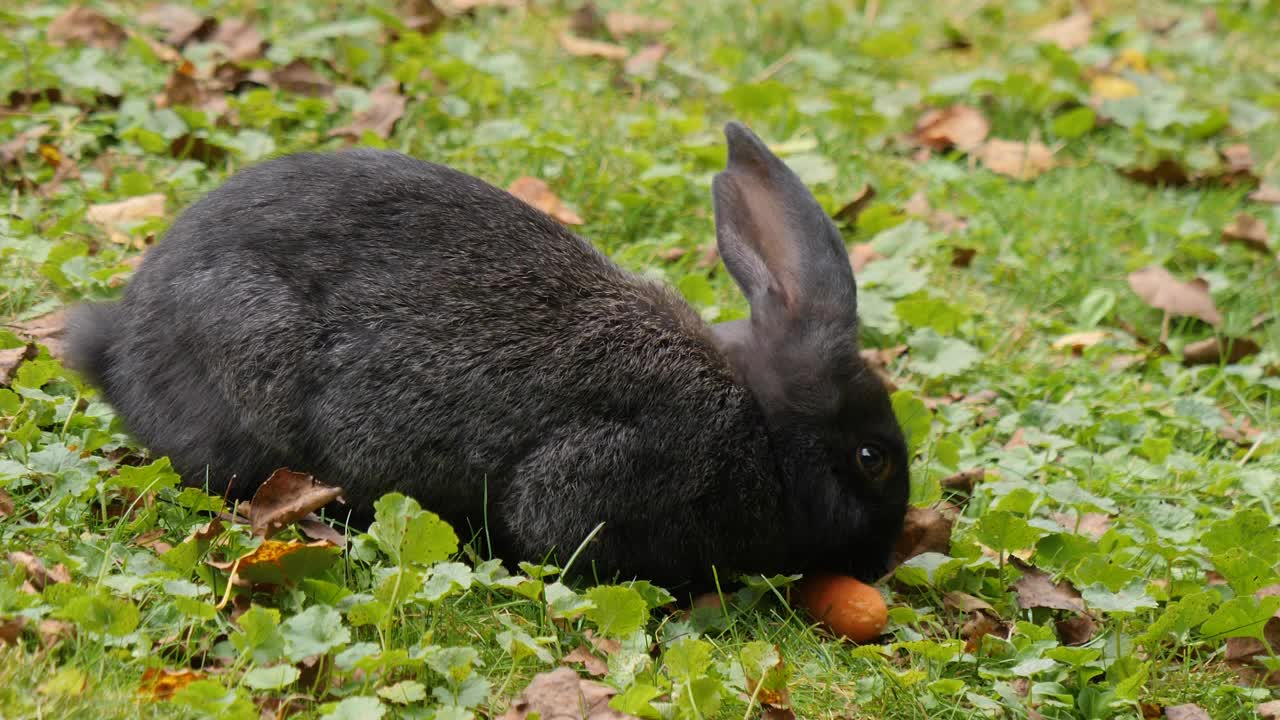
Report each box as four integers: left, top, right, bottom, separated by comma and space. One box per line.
710, 122, 858, 408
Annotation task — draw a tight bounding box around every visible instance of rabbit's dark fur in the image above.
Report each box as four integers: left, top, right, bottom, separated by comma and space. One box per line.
67, 122, 909, 590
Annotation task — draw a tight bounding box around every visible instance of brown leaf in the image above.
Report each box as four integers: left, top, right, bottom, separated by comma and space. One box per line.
1004, 427, 1028, 450
159, 61, 204, 109
1051, 512, 1111, 539
169, 135, 229, 166
833, 183, 876, 224
697, 243, 719, 269
88, 193, 167, 230
7, 552, 71, 591
1051, 330, 1109, 355
890, 505, 953, 567
961, 611, 1004, 652
7, 310, 68, 360
570, 2, 604, 36
559, 31, 629, 60
1249, 185, 1280, 204
1164, 705, 1211, 720
1, 125, 52, 166
978, 139, 1056, 181
1, 344, 37, 386
1031, 12, 1092, 50
297, 515, 348, 548
249, 468, 346, 538
48, 6, 127, 49
604, 12, 673, 38
1127, 265, 1223, 327
507, 176, 584, 225
1222, 214, 1270, 254
1056, 614, 1099, 645
139, 5, 215, 47
138, 668, 205, 701
1013, 565, 1085, 613
944, 591, 993, 613
561, 644, 608, 677
271, 60, 334, 97
1220, 143, 1254, 176
912, 105, 989, 151
400, 0, 446, 34
499, 667, 639, 719
940, 468, 985, 494
583, 629, 621, 657
0, 616, 25, 645
903, 191, 968, 234
1258, 700, 1280, 720
0, 488, 13, 518
848, 243, 883, 273
951, 247, 976, 267
1121, 158, 1191, 187
442, 0, 525, 11
656, 247, 687, 262
1182, 336, 1261, 366
329, 82, 407, 140
623, 43, 667, 79
208, 18, 264, 62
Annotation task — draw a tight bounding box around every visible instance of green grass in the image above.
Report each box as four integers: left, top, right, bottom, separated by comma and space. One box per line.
2, 0, 1279, 718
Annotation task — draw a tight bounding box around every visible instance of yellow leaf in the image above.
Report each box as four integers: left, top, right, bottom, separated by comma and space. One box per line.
1091, 75, 1139, 100
1114, 48, 1148, 73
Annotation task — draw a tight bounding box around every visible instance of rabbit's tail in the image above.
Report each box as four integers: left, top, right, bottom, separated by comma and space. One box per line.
65, 302, 120, 390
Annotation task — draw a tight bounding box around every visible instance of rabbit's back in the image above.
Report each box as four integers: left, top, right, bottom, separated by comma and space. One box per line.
94, 150, 781, 579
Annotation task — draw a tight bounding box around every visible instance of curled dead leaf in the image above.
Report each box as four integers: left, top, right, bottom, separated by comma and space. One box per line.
1222, 214, 1270, 254
890, 505, 953, 568
7, 552, 71, 591
139, 5, 214, 47
1249, 185, 1280, 205
1031, 12, 1092, 50
978, 139, 1056, 181
208, 17, 264, 62
1121, 158, 1191, 187
1127, 265, 1222, 328
944, 591, 993, 614
656, 247, 687, 262
7, 310, 67, 360
559, 31, 629, 60
912, 105, 989, 151
249, 468, 346, 538
228, 538, 342, 585
951, 247, 977, 267
0, 616, 25, 645
88, 194, 166, 230
1, 344, 37, 386
329, 81, 407, 140
561, 644, 608, 677
0, 488, 13, 518
570, 1, 604, 36
623, 43, 667, 79
507, 176, 584, 225
499, 667, 638, 719
961, 611, 1005, 652
1181, 336, 1261, 366
1013, 563, 1085, 613
604, 12, 673, 38
1164, 705, 1211, 720
1051, 512, 1111, 539
297, 515, 347, 548
400, 0, 446, 34
1258, 701, 1280, 720
1220, 144, 1255, 176
1056, 614, 1099, 645
138, 668, 205, 701
271, 60, 334, 97
48, 6, 127, 49
1051, 330, 1109, 355
849, 243, 883, 273
833, 183, 876, 225
940, 467, 985, 494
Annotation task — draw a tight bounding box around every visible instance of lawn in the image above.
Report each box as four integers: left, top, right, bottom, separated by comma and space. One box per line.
2, 0, 1279, 718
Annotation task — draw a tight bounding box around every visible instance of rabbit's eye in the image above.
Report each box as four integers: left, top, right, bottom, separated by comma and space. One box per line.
856, 444, 889, 478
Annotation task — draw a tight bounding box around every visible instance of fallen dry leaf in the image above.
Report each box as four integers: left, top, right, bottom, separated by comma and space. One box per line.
400, 0, 446, 34
940, 467, 985, 494
47, 6, 127, 49
1127, 265, 1223, 328
1182, 336, 1261, 366
848, 243, 883, 273
1013, 564, 1085, 613
833, 183, 877, 224
1056, 614, 1100, 646
1249, 185, 1280, 204
1051, 512, 1111, 539
912, 105, 989, 151
499, 667, 638, 719
1220, 144, 1254, 176
890, 505, 953, 567
1051, 330, 1109, 355
561, 644, 608, 677
1122, 158, 1192, 187
507, 176, 584, 225
1222, 214, 1270, 254
7, 552, 71, 591
978, 139, 1056, 181
944, 591, 993, 613
441, 0, 525, 11
138, 668, 205, 701
1032, 12, 1092, 50
7, 310, 68, 360
138, 4, 214, 47
558, 31, 628, 60
951, 247, 976, 267
159, 61, 205, 109
0, 125, 52, 166
1164, 705, 1211, 720
570, 1, 604, 35
961, 611, 1005, 652
249, 468, 346, 538
0, 616, 25, 645
0, 488, 13, 518
297, 515, 347, 548
655, 247, 687, 262
604, 12, 673, 38
1090, 74, 1139, 102
902, 191, 967, 234
329, 81, 407, 140
1, 344, 37, 386
1004, 427, 1028, 450
623, 43, 667, 79
1258, 700, 1280, 720
87, 194, 166, 246
271, 59, 334, 97
208, 17, 264, 62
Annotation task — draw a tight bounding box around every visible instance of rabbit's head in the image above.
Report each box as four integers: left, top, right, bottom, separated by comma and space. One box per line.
710, 122, 910, 582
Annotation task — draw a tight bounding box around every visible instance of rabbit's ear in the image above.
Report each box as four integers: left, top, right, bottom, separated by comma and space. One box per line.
710, 122, 858, 399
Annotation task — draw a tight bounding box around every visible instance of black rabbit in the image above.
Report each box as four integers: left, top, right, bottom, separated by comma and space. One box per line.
66, 122, 909, 590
